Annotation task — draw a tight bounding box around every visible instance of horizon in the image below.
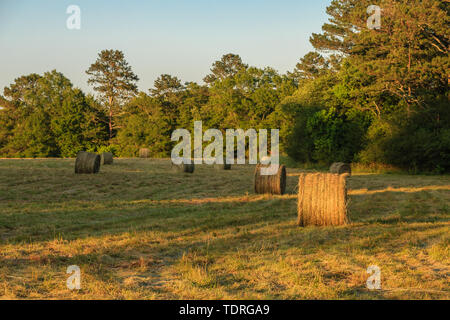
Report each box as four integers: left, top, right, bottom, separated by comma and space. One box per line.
0, 0, 330, 95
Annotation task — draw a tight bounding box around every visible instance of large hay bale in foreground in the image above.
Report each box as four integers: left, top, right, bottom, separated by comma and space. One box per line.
139, 148, 150, 158
254, 164, 286, 195
330, 162, 351, 175
297, 173, 349, 227
172, 162, 195, 173
100, 152, 113, 165
75, 151, 101, 174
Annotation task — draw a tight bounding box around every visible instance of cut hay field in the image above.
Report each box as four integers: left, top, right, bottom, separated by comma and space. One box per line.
0, 159, 449, 300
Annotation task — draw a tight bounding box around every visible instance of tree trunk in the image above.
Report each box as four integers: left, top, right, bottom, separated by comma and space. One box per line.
108, 96, 113, 140
407, 43, 412, 118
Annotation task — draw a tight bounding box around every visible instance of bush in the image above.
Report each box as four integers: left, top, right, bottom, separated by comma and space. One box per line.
286, 107, 371, 165
284, 106, 319, 163
357, 119, 393, 165
360, 98, 450, 174
385, 127, 450, 174
96, 145, 119, 157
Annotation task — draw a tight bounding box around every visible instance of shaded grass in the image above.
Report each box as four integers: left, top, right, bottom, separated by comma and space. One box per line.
0, 159, 449, 299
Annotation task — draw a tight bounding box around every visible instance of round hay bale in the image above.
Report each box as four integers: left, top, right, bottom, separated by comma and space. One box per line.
297, 173, 350, 227
330, 162, 351, 175
214, 163, 231, 170
172, 162, 195, 173
75, 151, 101, 174
139, 148, 150, 158
213, 158, 231, 170
100, 152, 113, 165
254, 164, 286, 195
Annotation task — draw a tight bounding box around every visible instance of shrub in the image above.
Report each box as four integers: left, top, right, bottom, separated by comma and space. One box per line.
96, 144, 119, 157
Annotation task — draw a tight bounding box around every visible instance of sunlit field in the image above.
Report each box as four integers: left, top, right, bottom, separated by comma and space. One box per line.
0, 159, 449, 299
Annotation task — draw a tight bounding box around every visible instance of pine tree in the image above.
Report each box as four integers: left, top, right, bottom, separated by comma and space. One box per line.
86, 50, 139, 140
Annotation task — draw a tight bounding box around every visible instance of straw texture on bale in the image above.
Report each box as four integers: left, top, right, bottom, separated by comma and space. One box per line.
75, 151, 101, 174
172, 162, 195, 173
330, 162, 351, 175
297, 173, 349, 227
139, 148, 150, 158
100, 152, 113, 165
254, 164, 286, 195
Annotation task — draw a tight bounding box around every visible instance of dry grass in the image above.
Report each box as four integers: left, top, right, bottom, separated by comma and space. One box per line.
0, 159, 449, 300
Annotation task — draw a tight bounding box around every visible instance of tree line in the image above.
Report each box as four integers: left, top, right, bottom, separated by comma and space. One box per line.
0, 0, 448, 173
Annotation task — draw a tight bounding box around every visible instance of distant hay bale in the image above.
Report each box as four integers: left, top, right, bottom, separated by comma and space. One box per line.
172, 162, 195, 173
297, 173, 350, 227
139, 148, 150, 158
75, 151, 101, 174
254, 164, 286, 195
214, 158, 231, 170
100, 152, 113, 165
214, 163, 231, 170
330, 162, 351, 175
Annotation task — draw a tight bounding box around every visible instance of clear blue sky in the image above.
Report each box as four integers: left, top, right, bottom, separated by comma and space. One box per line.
0, 0, 331, 94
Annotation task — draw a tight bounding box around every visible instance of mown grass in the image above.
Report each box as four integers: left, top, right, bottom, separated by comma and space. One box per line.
0, 159, 448, 299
